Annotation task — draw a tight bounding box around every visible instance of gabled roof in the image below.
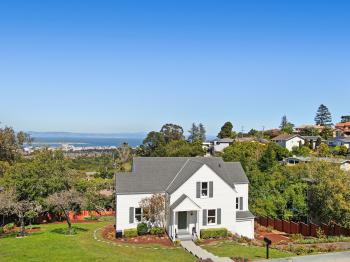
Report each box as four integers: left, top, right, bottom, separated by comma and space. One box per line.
116, 157, 249, 194
272, 134, 304, 141
170, 194, 201, 211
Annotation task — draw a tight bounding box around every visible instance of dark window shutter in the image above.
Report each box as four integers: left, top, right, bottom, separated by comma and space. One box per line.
209, 181, 213, 198
217, 208, 221, 224
240, 197, 243, 210
202, 209, 207, 226
129, 207, 134, 223
196, 182, 201, 198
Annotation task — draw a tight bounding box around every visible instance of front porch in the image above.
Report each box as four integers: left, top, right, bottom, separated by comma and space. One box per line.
169, 194, 201, 241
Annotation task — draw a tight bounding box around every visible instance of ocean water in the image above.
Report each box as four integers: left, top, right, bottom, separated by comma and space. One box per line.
30, 136, 144, 148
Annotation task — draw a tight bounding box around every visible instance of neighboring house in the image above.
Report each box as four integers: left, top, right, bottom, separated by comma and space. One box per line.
283, 156, 350, 171
115, 157, 254, 241
335, 122, 350, 137
328, 137, 350, 149
234, 137, 269, 144
211, 138, 234, 152
271, 134, 305, 151
301, 135, 323, 149
294, 124, 325, 134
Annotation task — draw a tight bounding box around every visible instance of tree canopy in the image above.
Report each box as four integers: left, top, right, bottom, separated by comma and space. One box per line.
314, 104, 332, 126
218, 121, 236, 138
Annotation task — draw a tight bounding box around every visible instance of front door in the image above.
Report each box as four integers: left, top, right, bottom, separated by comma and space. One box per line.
178, 211, 187, 230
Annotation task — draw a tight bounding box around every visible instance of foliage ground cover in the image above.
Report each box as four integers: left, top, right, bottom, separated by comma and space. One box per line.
0, 221, 195, 262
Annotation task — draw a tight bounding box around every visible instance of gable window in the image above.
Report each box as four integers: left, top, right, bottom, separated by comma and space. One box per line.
236, 197, 243, 210
201, 182, 208, 197
207, 209, 216, 224
135, 207, 142, 222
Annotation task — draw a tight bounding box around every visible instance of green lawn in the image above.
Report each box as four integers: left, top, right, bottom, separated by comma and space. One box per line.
0, 222, 195, 262
202, 241, 293, 260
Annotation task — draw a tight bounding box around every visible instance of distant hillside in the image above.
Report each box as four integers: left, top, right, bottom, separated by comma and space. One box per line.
27, 131, 147, 139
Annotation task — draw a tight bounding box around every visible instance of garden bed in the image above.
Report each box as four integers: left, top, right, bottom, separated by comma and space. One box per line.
102, 225, 174, 247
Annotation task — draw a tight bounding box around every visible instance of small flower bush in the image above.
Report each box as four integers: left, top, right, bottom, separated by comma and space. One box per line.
3, 223, 15, 233
149, 226, 164, 236
124, 228, 138, 238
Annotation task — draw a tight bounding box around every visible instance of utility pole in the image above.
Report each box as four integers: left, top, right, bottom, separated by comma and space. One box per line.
241, 126, 244, 138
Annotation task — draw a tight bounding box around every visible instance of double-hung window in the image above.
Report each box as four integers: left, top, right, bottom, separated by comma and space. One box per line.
135, 207, 142, 222
236, 197, 243, 210
207, 209, 216, 224
201, 182, 208, 197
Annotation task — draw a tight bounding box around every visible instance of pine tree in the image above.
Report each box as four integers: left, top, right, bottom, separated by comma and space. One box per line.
314, 104, 332, 126
188, 123, 200, 142
279, 115, 294, 134
198, 123, 206, 142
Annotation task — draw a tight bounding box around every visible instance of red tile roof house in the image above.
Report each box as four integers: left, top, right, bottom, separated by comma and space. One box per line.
115, 157, 254, 241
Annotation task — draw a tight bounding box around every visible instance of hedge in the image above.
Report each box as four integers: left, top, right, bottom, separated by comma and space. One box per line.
150, 227, 164, 235
123, 228, 138, 238
200, 228, 228, 239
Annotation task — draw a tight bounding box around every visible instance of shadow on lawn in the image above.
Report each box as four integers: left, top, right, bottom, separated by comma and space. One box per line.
51, 227, 88, 235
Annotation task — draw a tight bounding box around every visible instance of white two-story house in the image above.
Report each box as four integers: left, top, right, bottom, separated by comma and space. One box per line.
115, 157, 254, 240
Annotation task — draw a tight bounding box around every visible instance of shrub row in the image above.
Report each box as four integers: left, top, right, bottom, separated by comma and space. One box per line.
200, 228, 228, 239
123, 228, 138, 238
150, 227, 164, 235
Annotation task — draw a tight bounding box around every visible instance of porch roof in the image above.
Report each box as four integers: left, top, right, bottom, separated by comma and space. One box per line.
170, 194, 201, 211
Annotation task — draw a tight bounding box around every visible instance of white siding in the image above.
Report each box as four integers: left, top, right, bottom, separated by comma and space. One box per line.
236, 219, 254, 239
213, 142, 231, 152
170, 164, 253, 238
285, 137, 305, 151
116, 193, 153, 231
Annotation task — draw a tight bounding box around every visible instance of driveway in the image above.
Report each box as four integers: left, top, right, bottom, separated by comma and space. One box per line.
262, 251, 350, 262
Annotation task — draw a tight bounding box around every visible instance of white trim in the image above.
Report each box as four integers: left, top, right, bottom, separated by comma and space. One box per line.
207, 209, 217, 225
200, 181, 209, 198
165, 159, 190, 191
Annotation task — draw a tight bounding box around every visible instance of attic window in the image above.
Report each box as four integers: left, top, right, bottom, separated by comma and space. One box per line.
201, 182, 208, 197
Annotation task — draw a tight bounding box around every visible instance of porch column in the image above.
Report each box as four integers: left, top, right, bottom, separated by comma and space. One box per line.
197, 210, 199, 237
173, 211, 176, 239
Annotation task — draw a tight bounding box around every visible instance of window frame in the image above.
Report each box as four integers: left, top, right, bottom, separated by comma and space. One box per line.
236, 197, 243, 210
134, 207, 143, 222
200, 181, 209, 198
207, 209, 216, 225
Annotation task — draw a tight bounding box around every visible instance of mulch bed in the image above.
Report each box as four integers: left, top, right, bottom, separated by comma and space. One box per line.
255, 225, 291, 244
102, 225, 174, 247
0, 226, 41, 238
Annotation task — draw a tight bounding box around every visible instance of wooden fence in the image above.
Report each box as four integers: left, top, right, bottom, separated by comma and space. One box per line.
256, 217, 350, 237
68, 209, 115, 221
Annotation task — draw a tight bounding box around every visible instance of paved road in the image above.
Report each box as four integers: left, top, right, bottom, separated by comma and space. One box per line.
263, 251, 350, 262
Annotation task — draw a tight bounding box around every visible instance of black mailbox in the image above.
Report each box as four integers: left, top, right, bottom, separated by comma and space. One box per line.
264, 237, 272, 245
263, 237, 272, 259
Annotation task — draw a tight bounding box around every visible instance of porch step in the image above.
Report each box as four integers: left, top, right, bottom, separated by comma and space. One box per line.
180, 240, 231, 262
177, 234, 192, 241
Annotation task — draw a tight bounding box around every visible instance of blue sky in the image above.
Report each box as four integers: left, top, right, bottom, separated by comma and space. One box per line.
1, 0, 349, 135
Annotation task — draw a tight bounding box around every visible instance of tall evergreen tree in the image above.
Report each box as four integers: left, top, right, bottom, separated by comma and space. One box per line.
279, 115, 294, 134
198, 123, 206, 142
314, 104, 332, 126
188, 123, 200, 142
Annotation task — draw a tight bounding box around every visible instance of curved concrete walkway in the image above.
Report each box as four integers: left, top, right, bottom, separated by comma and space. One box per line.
180, 240, 231, 262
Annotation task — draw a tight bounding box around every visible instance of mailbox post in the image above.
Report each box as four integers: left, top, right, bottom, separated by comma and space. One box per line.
263, 237, 272, 259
